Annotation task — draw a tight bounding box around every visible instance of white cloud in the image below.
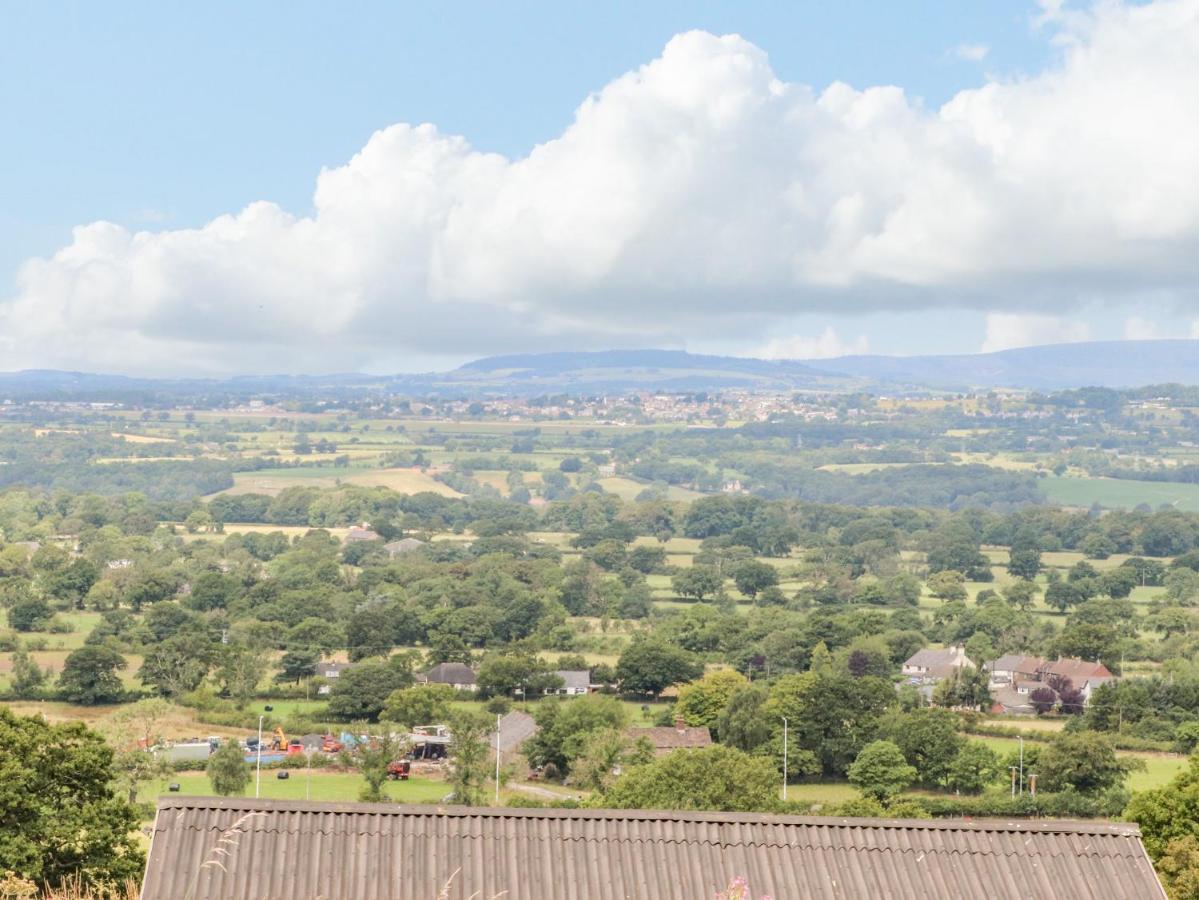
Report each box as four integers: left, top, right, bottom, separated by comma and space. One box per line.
953, 43, 990, 61
756, 327, 869, 360
981, 313, 1092, 353
6, 1, 1199, 373
1123, 315, 1162, 340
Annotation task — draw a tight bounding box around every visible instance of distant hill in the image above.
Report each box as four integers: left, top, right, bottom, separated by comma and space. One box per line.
4, 339, 1199, 398
818, 340, 1199, 390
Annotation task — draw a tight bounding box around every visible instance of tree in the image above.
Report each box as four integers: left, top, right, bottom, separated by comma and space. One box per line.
766, 672, 895, 776
602, 745, 779, 812
848, 740, 917, 802
1037, 732, 1138, 794
945, 742, 1001, 794
58, 646, 126, 705
1007, 548, 1042, 581
0, 708, 144, 888
206, 739, 250, 796
877, 708, 964, 788
524, 695, 628, 774
276, 648, 319, 684
1029, 686, 1058, 715
137, 633, 213, 699
932, 666, 991, 710
1003, 579, 1040, 612
1156, 836, 1199, 900
447, 711, 493, 806
615, 638, 703, 697
382, 683, 458, 729
99, 698, 174, 803
716, 684, 772, 753
570, 727, 654, 792
672, 565, 725, 602
731, 560, 779, 599
8, 595, 51, 631
345, 730, 409, 803
328, 659, 414, 721
927, 570, 968, 603
1126, 756, 1199, 860
475, 651, 561, 698
675, 670, 749, 732
216, 642, 267, 709
9, 645, 46, 698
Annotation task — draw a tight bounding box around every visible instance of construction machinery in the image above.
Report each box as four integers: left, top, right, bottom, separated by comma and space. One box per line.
386, 759, 411, 781
322, 734, 345, 753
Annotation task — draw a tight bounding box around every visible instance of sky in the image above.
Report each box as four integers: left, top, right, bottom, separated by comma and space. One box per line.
3, 0, 1198, 375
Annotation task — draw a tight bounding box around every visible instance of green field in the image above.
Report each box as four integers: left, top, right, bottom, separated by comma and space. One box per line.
1043, 475, 1199, 511
139, 771, 450, 805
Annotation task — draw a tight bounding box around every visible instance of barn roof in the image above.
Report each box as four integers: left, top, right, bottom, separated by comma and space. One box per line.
141, 797, 1165, 900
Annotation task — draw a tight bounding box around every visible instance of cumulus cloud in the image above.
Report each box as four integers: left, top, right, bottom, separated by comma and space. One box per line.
757, 327, 869, 360
953, 43, 990, 61
981, 313, 1092, 352
1123, 316, 1162, 340
6, 0, 1199, 373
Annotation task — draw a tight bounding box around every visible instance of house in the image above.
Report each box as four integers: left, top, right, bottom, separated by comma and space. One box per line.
141, 797, 1166, 899
315, 661, 352, 695
987, 654, 1045, 688
902, 646, 974, 683
419, 662, 477, 691
1040, 657, 1114, 684
345, 523, 381, 542
545, 670, 591, 696
384, 537, 426, 557
627, 717, 713, 756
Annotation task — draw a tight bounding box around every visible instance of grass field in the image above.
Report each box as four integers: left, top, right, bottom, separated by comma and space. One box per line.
1043, 475, 1199, 511
138, 771, 450, 805
217, 467, 462, 497
596, 477, 705, 501
972, 735, 1186, 792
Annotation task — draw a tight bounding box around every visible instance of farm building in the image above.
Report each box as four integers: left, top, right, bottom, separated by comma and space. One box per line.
384, 537, 427, 556
627, 717, 712, 755
315, 660, 352, 695
141, 797, 1166, 899
418, 662, 477, 691
345, 524, 381, 542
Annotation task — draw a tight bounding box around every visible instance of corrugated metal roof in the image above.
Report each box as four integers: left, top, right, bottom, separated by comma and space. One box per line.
141, 798, 1165, 900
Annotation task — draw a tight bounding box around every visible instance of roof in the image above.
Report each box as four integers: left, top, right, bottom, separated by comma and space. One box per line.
903, 647, 968, 669
989, 654, 1045, 673
345, 526, 381, 541
141, 797, 1166, 900
422, 662, 476, 684
384, 537, 427, 554
627, 724, 713, 750
490, 710, 538, 753
1043, 657, 1113, 682
553, 669, 591, 691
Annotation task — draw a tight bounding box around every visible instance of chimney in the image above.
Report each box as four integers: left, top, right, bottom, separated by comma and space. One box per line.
674, 715, 685, 732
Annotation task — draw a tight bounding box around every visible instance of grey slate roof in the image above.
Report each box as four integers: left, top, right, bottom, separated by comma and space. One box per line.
553, 669, 591, 691
489, 710, 538, 753
141, 798, 1165, 900
421, 662, 476, 685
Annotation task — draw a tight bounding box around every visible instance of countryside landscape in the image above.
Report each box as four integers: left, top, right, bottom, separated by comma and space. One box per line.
8, 1, 1199, 896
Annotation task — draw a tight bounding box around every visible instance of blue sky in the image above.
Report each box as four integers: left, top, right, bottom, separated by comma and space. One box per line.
3, 0, 1195, 373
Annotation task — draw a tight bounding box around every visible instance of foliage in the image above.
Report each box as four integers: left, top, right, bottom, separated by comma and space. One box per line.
675, 670, 750, 733
57, 647, 126, 705
615, 637, 703, 697
447, 711, 493, 806
848, 740, 917, 801
569, 728, 654, 792
524, 695, 628, 775
206, 740, 250, 796
382, 683, 458, 729
1037, 732, 1141, 794
327, 658, 414, 721
602, 745, 779, 813
0, 708, 144, 889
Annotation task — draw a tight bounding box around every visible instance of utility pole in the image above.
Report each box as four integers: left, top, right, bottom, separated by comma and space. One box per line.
255, 714, 264, 799
781, 717, 789, 802
494, 713, 502, 806
1018, 736, 1024, 795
